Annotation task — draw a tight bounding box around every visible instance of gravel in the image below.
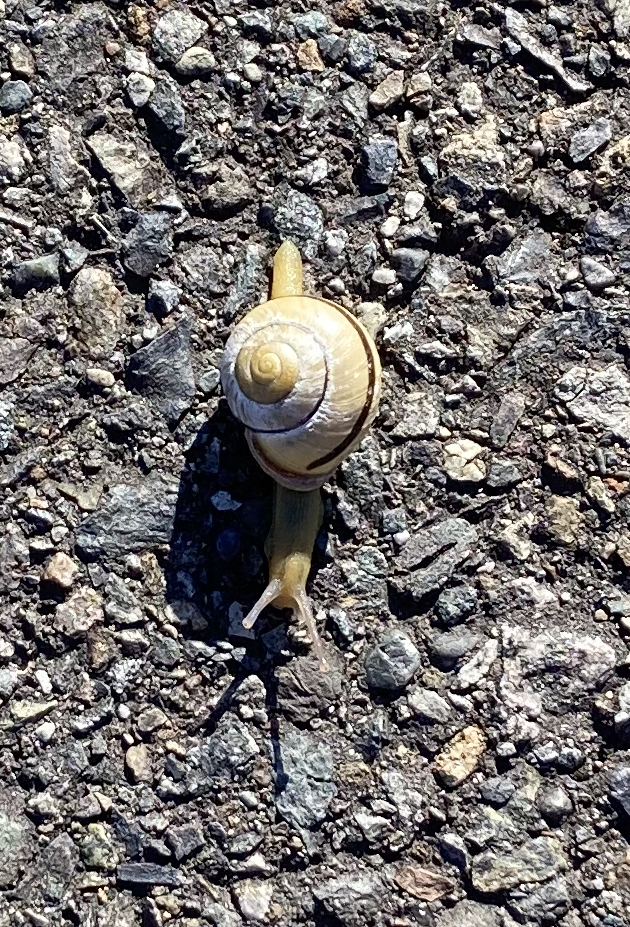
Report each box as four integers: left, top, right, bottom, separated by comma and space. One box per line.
2, 0, 630, 922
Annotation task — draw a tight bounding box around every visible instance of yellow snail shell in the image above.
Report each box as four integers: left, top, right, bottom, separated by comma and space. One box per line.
220, 295, 382, 490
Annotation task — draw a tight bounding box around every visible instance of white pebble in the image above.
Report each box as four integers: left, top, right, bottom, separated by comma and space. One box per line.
403, 191, 425, 220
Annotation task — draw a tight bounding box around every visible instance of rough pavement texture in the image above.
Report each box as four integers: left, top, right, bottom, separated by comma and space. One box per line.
2, 1, 630, 925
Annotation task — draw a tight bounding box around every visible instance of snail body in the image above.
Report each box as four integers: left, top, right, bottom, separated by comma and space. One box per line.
220, 242, 382, 668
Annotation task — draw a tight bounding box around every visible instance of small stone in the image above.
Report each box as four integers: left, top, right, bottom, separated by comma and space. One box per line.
175, 46, 216, 76
243, 63, 263, 83
543, 495, 582, 546
435, 586, 478, 625
457, 81, 483, 119
42, 552, 79, 591
153, 9, 207, 63
391, 248, 429, 283
404, 191, 425, 220
274, 187, 324, 246
579, 256, 616, 290
11, 700, 57, 724
13, 253, 60, 292
123, 212, 173, 277
293, 11, 330, 38
117, 863, 183, 888
238, 11, 274, 41
137, 707, 167, 734
86, 368, 115, 389
429, 628, 478, 669
0, 80, 33, 114
233, 879, 273, 922
538, 786, 573, 822
434, 725, 487, 787
480, 776, 515, 807
443, 439, 486, 483
70, 267, 123, 358
407, 687, 451, 724
126, 72, 155, 108
347, 33, 377, 74
54, 588, 103, 638
372, 267, 397, 286
362, 136, 398, 187
127, 316, 195, 424
166, 824, 204, 862
35, 721, 56, 743
297, 39, 324, 71
125, 744, 152, 784
148, 78, 186, 135
490, 393, 526, 448
365, 629, 421, 690
147, 279, 180, 318
569, 118, 612, 163
8, 43, 35, 79
370, 71, 405, 111
395, 864, 454, 902
471, 836, 566, 892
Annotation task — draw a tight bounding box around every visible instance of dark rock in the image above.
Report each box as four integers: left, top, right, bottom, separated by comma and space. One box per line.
187, 717, 258, 785
148, 78, 186, 135
428, 628, 478, 669
435, 585, 478, 625
274, 187, 324, 246
147, 279, 180, 317
490, 393, 526, 448
76, 476, 179, 559
580, 256, 616, 290
391, 247, 429, 283
123, 212, 173, 277
538, 786, 572, 822
392, 517, 478, 601
293, 11, 329, 38
362, 136, 398, 187
165, 824, 205, 861
0, 787, 35, 888
607, 766, 630, 816
127, 317, 195, 423
277, 654, 344, 723
486, 458, 523, 489
0, 337, 38, 386
223, 243, 265, 322
238, 11, 274, 41
365, 629, 421, 689
346, 33, 377, 74
318, 33, 346, 63
17, 833, 78, 903
0, 80, 33, 113
13, 253, 60, 292
117, 862, 184, 887
479, 776, 516, 807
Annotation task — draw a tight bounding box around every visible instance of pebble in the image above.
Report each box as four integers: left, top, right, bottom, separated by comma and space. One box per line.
152, 9, 207, 63
148, 78, 186, 135
403, 191, 425, 220
175, 46, 216, 76
369, 71, 405, 111
297, 39, 324, 71
85, 368, 115, 389
147, 279, 180, 317
243, 62, 263, 83
0, 79, 33, 113
347, 33, 377, 74
365, 629, 421, 690
293, 11, 330, 38
407, 687, 451, 724
391, 247, 429, 283
435, 585, 478, 625
471, 836, 566, 892
443, 439, 487, 483
538, 785, 573, 822
569, 118, 612, 163
13, 253, 60, 292
125, 744, 152, 784
9, 43, 35, 79
117, 863, 183, 888
166, 824, 204, 862
42, 552, 79, 590
233, 879, 273, 922
127, 316, 195, 424
362, 136, 398, 187
126, 72, 155, 108
434, 725, 487, 787
579, 256, 616, 290
123, 212, 173, 277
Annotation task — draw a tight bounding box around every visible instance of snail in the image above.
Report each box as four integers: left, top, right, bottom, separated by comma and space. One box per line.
220, 241, 382, 669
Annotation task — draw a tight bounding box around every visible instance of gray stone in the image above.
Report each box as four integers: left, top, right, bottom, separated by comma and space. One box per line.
86, 131, 163, 208
175, 47, 216, 77
479, 776, 515, 807
18, 833, 79, 903
153, 9, 207, 63
293, 11, 329, 38
13, 253, 60, 292
428, 628, 478, 669
471, 836, 566, 893
0, 133, 25, 182
148, 78, 186, 134
126, 72, 155, 108
346, 33, 377, 74
538, 786, 573, 822
486, 458, 523, 489
365, 629, 421, 690
580, 256, 616, 290
148, 279, 180, 317
569, 118, 612, 163
0, 397, 15, 452
238, 11, 274, 41
391, 248, 429, 283
435, 585, 478, 625
274, 187, 324, 246
127, 316, 195, 423
407, 687, 451, 724
276, 730, 336, 830
490, 393, 526, 448
76, 475, 178, 559
504, 8, 592, 94
189, 717, 258, 784
0, 80, 33, 114
0, 338, 37, 387
362, 136, 398, 187
496, 231, 553, 284
69, 267, 124, 358
166, 824, 205, 861
117, 862, 183, 887
123, 212, 173, 277
314, 869, 384, 925
436, 900, 515, 927
392, 517, 478, 601
607, 766, 630, 816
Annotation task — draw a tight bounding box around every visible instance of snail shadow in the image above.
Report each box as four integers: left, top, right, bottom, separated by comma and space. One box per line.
165, 401, 288, 786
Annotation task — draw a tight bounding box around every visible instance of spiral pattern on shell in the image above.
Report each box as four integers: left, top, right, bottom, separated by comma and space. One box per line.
221, 295, 381, 490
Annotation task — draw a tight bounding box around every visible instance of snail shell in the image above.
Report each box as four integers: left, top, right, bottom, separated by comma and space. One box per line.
221, 295, 382, 490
